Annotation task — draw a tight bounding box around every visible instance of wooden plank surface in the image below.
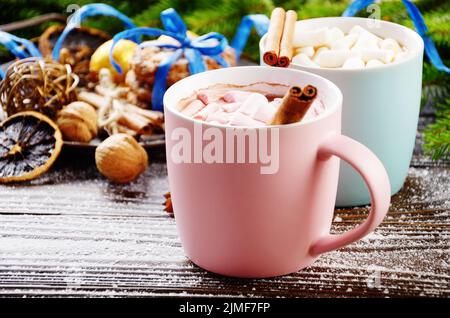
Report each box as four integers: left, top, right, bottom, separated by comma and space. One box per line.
0, 151, 449, 297
0, 123, 449, 298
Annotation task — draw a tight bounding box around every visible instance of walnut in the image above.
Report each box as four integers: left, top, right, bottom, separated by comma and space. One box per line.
56, 102, 97, 142
95, 133, 148, 183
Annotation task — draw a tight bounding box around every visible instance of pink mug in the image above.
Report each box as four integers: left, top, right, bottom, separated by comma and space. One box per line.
164, 66, 391, 278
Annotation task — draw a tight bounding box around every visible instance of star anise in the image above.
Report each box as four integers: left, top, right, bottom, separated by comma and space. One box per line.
163, 191, 174, 217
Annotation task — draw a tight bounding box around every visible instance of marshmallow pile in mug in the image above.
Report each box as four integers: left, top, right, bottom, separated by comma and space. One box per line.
292, 25, 409, 69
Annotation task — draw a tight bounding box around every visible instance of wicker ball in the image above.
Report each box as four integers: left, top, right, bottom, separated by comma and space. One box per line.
0, 58, 79, 119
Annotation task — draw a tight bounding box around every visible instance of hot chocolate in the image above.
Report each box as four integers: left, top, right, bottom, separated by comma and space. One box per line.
178, 83, 325, 126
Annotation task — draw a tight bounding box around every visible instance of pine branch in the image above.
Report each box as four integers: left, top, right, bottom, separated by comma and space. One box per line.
182, 0, 274, 60
294, 0, 349, 19
423, 99, 450, 160
422, 62, 450, 106
133, 0, 185, 27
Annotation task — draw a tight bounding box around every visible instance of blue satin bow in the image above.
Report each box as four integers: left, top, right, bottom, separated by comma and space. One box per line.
111, 8, 229, 111
0, 31, 42, 79
343, 0, 449, 73
0, 3, 134, 79
52, 3, 136, 61
231, 14, 270, 58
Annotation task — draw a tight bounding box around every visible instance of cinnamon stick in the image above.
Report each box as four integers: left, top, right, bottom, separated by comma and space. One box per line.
77, 91, 107, 109
263, 7, 285, 66
78, 91, 164, 132
118, 111, 154, 135
278, 10, 297, 68
116, 123, 138, 136
270, 85, 317, 125
122, 102, 164, 124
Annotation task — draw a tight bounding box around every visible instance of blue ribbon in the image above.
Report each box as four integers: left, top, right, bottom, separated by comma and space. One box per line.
110, 8, 228, 111
342, 0, 449, 73
231, 14, 270, 58
0, 31, 42, 79
52, 3, 136, 61
402, 0, 449, 73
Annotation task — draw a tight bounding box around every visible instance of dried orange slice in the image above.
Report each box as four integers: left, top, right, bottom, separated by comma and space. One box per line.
0, 111, 63, 183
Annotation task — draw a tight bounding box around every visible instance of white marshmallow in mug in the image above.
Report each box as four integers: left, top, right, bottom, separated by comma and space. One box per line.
328, 27, 345, 43
293, 28, 331, 47
356, 48, 395, 63
366, 59, 385, 68
381, 38, 402, 53
292, 53, 319, 67
349, 25, 383, 44
315, 50, 353, 68
330, 33, 358, 50
292, 25, 407, 69
353, 33, 380, 50
313, 46, 330, 62
394, 50, 409, 63
295, 46, 315, 58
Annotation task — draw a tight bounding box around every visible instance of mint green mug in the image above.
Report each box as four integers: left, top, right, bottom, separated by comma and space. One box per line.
260, 17, 424, 206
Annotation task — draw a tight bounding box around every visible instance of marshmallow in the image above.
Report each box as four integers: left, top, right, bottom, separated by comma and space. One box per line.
206, 110, 231, 124
238, 93, 268, 116
229, 112, 264, 127
357, 49, 395, 63
366, 59, 384, 68
304, 99, 325, 120
223, 90, 253, 103
284, 99, 324, 120
182, 99, 205, 117
197, 91, 222, 104
342, 57, 365, 69
313, 46, 330, 62
293, 28, 331, 47
292, 53, 319, 67
349, 25, 382, 44
394, 50, 409, 63
295, 46, 315, 58
193, 102, 220, 120
252, 104, 277, 123
348, 49, 362, 59
349, 25, 366, 36
182, 89, 326, 126
269, 99, 282, 109
380, 38, 401, 53
293, 25, 406, 69
328, 27, 345, 45
353, 33, 380, 50
221, 101, 241, 113
331, 33, 358, 50
316, 50, 351, 68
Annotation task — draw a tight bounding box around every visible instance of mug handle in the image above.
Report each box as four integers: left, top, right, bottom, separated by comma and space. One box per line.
310, 134, 391, 256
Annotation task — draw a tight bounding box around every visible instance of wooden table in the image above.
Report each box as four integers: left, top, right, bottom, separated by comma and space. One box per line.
0, 117, 449, 298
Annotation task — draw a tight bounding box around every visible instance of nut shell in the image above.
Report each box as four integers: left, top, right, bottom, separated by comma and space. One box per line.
57, 102, 98, 142
95, 133, 148, 183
